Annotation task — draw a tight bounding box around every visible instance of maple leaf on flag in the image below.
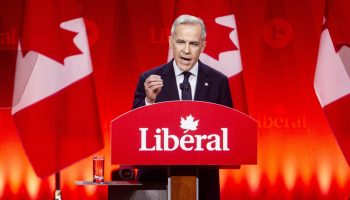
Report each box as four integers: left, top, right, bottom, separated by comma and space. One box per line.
203, 16, 238, 60
20, 0, 82, 64
180, 114, 199, 133
21, 27, 80, 65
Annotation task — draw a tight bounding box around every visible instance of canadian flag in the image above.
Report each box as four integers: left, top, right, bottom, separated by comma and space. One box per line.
314, 0, 350, 165
170, 0, 248, 113
12, 0, 104, 177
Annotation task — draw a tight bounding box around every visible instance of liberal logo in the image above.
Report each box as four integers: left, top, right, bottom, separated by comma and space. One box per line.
180, 114, 199, 133
139, 114, 230, 152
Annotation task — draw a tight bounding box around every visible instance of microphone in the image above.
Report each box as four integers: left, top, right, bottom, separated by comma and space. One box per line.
180, 83, 184, 90
180, 83, 189, 91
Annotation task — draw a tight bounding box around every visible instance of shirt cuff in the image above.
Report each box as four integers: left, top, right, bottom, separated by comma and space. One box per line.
145, 98, 153, 106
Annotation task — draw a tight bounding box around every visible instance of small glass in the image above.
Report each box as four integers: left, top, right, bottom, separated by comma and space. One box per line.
93, 155, 104, 183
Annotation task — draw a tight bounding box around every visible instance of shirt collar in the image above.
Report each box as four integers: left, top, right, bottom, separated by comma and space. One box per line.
173, 60, 199, 77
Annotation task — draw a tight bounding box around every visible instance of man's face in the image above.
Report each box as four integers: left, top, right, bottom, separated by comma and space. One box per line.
169, 23, 206, 71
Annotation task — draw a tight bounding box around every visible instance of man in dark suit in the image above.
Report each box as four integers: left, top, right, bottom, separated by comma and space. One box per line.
132, 14, 233, 200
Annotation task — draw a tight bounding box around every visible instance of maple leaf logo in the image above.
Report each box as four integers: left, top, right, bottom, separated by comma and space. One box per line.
180, 114, 199, 133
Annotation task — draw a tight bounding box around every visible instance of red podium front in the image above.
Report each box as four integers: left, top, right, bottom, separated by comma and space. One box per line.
111, 101, 257, 199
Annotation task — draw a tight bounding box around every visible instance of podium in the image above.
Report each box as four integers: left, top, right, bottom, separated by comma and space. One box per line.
111, 101, 257, 200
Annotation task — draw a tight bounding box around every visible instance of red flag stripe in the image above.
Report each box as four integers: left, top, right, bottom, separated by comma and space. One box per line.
323, 94, 350, 165
229, 73, 248, 114
13, 75, 103, 177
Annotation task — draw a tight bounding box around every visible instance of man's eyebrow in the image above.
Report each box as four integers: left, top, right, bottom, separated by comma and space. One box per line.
176, 39, 185, 42
175, 39, 200, 44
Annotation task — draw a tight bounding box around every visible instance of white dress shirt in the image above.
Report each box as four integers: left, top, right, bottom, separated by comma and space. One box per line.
173, 60, 198, 100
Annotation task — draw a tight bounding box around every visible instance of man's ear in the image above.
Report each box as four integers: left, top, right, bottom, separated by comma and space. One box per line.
168, 36, 173, 49
201, 40, 206, 53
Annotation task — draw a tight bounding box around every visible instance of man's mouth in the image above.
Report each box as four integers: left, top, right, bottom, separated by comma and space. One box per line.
180, 56, 191, 63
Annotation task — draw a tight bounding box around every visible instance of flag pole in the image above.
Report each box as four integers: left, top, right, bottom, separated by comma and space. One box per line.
54, 172, 62, 200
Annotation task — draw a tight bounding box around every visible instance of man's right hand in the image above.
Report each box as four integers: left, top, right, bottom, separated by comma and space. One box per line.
144, 75, 163, 104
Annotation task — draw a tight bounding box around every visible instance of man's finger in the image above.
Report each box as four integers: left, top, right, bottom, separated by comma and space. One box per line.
149, 83, 163, 91
146, 75, 162, 83
148, 81, 163, 88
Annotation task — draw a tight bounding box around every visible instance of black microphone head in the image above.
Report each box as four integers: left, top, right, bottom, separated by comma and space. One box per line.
179, 83, 184, 90
179, 83, 190, 91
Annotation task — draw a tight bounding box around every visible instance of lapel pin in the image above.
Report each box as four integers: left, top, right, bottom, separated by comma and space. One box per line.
205, 82, 209, 86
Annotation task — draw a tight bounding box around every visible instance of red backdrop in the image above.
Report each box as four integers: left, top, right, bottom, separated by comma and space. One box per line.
1, 0, 349, 199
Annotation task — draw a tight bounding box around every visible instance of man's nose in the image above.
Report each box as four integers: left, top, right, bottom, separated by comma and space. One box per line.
183, 43, 190, 54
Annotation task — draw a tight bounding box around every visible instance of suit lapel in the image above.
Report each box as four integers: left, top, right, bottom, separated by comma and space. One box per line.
194, 61, 210, 101
161, 61, 180, 101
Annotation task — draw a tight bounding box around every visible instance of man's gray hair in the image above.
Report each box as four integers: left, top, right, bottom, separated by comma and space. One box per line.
170, 14, 207, 40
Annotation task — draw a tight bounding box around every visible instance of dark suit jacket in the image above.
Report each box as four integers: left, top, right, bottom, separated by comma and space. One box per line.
133, 59, 233, 109
132, 59, 233, 200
